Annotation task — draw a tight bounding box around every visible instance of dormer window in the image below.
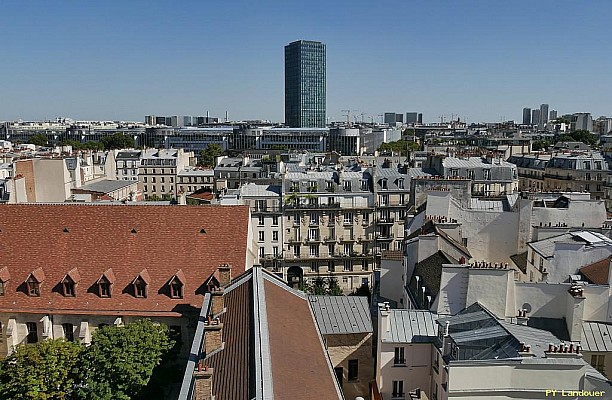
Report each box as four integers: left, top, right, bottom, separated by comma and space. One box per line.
0, 267, 9, 297
26, 268, 44, 297
343, 181, 351, 191
99, 277, 111, 297
27, 276, 40, 296
381, 179, 388, 189
397, 178, 404, 189
132, 269, 150, 298
134, 277, 147, 298
170, 278, 183, 299
62, 268, 80, 297
0, 281, 4, 296
63, 278, 75, 297
97, 269, 115, 298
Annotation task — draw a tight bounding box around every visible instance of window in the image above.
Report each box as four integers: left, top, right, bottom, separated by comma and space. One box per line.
584, 161, 591, 170
259, 247, 265, 258
310, 261, 319, 272
258, 215, 265, 226
272, 231, 279, 242
26, 322, 38, 344
394, 347, 405, 365
273, 246, 279, 257
143, 176, 148, 183
343, 181, 351, 191
483, 169, 491, 180
258, 231, 265, 242
399, 194, 405, 205
379, 194, 389, 206
362, 260, 369, 271
328, 244, 335, 256
0, 281, 4, 296
344, 212, 353, 224
98, 277, 111, 298
272, 216, 279, 226
310, 213, 319, 225
468, 169, 475, 179
326, 181, 334, 191
343, 260, 352, 272
360, 180, 368, 190
328, 260, 335, 272
152, 177, 156, 183
392, 380, 404, 398
310, 245, 319, 257
344, 243, 353, 255
63, 323, 74, 342
161, 177, 165, 183
293, 244, 300, 257
63, 278, 75, 297
362, 213, 369, 224
27, 277, 40, 297
397, 178, 404, 189
309, 228, 319, 241
170, 277, 183, 299
348, 359, 358, 381
134, 277, 147, 298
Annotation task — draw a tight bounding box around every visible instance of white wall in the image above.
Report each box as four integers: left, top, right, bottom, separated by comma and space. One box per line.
380, 258, 404, 305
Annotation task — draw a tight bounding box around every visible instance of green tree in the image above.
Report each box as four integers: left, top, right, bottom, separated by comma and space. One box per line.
532, 140, 551, 151
327, 277, 343, 296
100, 133, 135, 150
377, 139, 419, 156
0, 339, 82, 400
349, 284, 372, 303
59, 139, 84, 150
28, 133, 49, 147
198, 144, 224, 167
76, 320, 174, 400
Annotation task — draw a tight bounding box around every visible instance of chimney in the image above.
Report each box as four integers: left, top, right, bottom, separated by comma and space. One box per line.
204, 317, 224, 356
566, 284, 585, 341
218, 264, 232, 286
517, 309, 529, 325
378, 302, 391, 335
193, 365, 214, 400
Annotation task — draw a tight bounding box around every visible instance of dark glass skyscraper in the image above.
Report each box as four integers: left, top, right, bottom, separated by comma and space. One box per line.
285, 40, 326, 128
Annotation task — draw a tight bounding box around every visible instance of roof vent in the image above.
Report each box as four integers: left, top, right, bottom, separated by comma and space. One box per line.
131, 228, 137, 234
63, 227, 70, 233
200, 228, 206, 234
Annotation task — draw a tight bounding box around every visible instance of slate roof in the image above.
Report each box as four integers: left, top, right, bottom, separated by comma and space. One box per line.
0, 204, 250, 317
510, 252, 528, 274
76, 179, 136, 194
580, 257, 610, 285
582, 321, 612, 352
308, 295, 373, 335
115, 151, 141, 160
408, 250, 458, 309
529, 231, 612, 259
439, 303, 562, 360
381, 309, 438, 343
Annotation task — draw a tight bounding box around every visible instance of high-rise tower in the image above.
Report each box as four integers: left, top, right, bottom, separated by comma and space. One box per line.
285, 40, 326, 128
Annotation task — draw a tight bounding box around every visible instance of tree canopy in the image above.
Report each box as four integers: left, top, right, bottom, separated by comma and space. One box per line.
0, 320, 174, 400
76, 320, 174, 400
58, 139, 104, 151
556, 130, 598, 146
27, 134, 49, 147
301, 276, 343, 295
198, 144, 224, 167
377, 139, 420, 156
0, 339, 82, 400
100, 133, 135, 150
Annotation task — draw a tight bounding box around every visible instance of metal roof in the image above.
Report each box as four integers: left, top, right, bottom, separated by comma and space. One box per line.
241, 184, 281, 198
77, 179, 136, 193
529, 231, 612, 258
382, 309, 438, 343
581, 321, 612, 352
308, 295, 372, 335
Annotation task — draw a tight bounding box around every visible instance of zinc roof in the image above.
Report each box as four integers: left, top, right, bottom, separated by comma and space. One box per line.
308, 295, 372, 335
382, 309, 438, 343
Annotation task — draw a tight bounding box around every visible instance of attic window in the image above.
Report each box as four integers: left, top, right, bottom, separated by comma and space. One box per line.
131, 228, 137, 234
169, 277, 183, 299
27, 276, 40, 297
381, 179, 388, 189
133, 277, 147, 298
63, 277, 75, 297
63, 227, 70, 233
98, 277, 111, 297
200, 228, 206, 234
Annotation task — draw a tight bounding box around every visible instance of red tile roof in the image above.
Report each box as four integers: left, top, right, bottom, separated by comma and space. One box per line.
580, 257, 610, 285
0, 204, 251, 317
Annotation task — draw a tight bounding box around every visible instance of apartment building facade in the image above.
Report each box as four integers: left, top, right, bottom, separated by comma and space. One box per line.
139, 148, 194, 199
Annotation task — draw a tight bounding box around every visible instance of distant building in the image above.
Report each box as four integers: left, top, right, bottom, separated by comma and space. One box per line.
532, 109, 541, 126
540, 103, 549, 128
549, 109, 558, 121
285, 40, 326, 128
522, 107, 532, 125
406, 112, 421, 125
572, 113, 593, 132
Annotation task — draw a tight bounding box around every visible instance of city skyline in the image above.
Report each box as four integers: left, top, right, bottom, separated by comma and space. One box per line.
1, 1, 611, 123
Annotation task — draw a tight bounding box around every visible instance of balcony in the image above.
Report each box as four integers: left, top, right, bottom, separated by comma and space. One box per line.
284, 202, 341, 210
306, 236, 320, 242
324, 236, 337, 242
377, 217, 395, 225
375, 233, 394, 240
287, 236, 302, 244
339, 236, 356, 242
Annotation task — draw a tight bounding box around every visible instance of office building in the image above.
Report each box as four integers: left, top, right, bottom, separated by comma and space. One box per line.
532, 109, 541, 126
540, 103, 549, 127
550, 110, 558, 121
285, 40, 326, 128
522, 108, 531, 125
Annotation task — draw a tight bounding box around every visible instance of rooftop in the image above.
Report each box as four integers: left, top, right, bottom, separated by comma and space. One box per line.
76, 179, 136, 194
308, 295, 372, 335
0, 204, 250, 316
381, 309, 438, 343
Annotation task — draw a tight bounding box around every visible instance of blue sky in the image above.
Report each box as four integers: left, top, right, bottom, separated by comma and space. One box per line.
0, 1, 609, 123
